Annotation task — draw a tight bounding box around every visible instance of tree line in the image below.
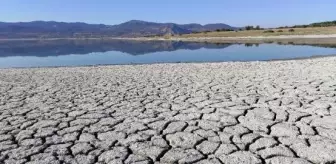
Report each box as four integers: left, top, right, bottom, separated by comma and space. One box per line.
278, 20, 336, 29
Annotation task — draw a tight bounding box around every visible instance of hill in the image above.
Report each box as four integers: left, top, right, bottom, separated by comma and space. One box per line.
0, 20, 236, 38
288, 21, 336, 28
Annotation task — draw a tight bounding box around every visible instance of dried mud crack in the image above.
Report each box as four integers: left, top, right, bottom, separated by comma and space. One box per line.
0, 57, 336, 164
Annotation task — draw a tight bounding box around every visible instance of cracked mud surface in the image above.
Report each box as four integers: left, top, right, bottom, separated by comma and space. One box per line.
0, 57, 336, 164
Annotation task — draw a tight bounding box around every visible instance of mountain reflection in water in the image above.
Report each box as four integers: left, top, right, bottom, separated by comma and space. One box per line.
1, 39, 335, 58
0, 40, 237, 57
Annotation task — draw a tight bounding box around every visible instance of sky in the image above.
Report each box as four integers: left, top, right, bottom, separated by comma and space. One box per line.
0, 0, 335, 27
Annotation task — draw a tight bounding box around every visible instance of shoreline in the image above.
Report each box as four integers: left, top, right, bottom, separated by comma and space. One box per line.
1, 34, 336, 46
1, 54, 336, 70
1, 34, 336, 41
122, 34, 336, 45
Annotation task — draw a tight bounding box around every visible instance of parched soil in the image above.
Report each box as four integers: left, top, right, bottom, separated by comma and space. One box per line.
0, 57, 336, 164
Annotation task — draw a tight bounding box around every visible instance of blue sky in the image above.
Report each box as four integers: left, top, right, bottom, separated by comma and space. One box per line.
0, 0, 335, 27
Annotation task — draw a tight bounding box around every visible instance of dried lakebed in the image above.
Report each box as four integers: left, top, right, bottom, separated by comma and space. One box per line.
0, 57, 336, 164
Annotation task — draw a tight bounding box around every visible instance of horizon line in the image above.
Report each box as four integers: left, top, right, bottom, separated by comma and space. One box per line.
1, 19, 334, 28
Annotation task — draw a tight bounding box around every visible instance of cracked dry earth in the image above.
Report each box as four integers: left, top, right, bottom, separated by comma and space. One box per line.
1, 57, 336, 164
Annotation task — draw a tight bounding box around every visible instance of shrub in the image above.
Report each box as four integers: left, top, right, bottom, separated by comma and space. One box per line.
255, 25, 261, 30
289, 29, 295, 32
263, 30, 275, 33
277, 30, 283, 32
245, 26, 254, 31
221, 28, 233, 31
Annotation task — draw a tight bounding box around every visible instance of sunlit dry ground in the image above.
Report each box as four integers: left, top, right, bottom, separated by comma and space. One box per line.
0, 57, 336, 164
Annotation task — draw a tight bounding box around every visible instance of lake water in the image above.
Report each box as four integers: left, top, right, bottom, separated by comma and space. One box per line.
0, 40, 336, 68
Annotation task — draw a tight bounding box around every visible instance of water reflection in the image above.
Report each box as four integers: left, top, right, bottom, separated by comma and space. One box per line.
244, 43, 260, 47
0, 39, 335, 57
0, 40, 234, 57
0, 40, 336, 68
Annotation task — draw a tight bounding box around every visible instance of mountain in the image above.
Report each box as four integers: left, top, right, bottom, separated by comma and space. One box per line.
0, 20, 237, 38
93, 20, 238, 36
180, 23, 236, 32
108, 20, 193, 37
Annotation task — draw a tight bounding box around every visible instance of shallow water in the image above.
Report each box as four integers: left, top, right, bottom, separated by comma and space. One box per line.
0, 40, 335, 68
